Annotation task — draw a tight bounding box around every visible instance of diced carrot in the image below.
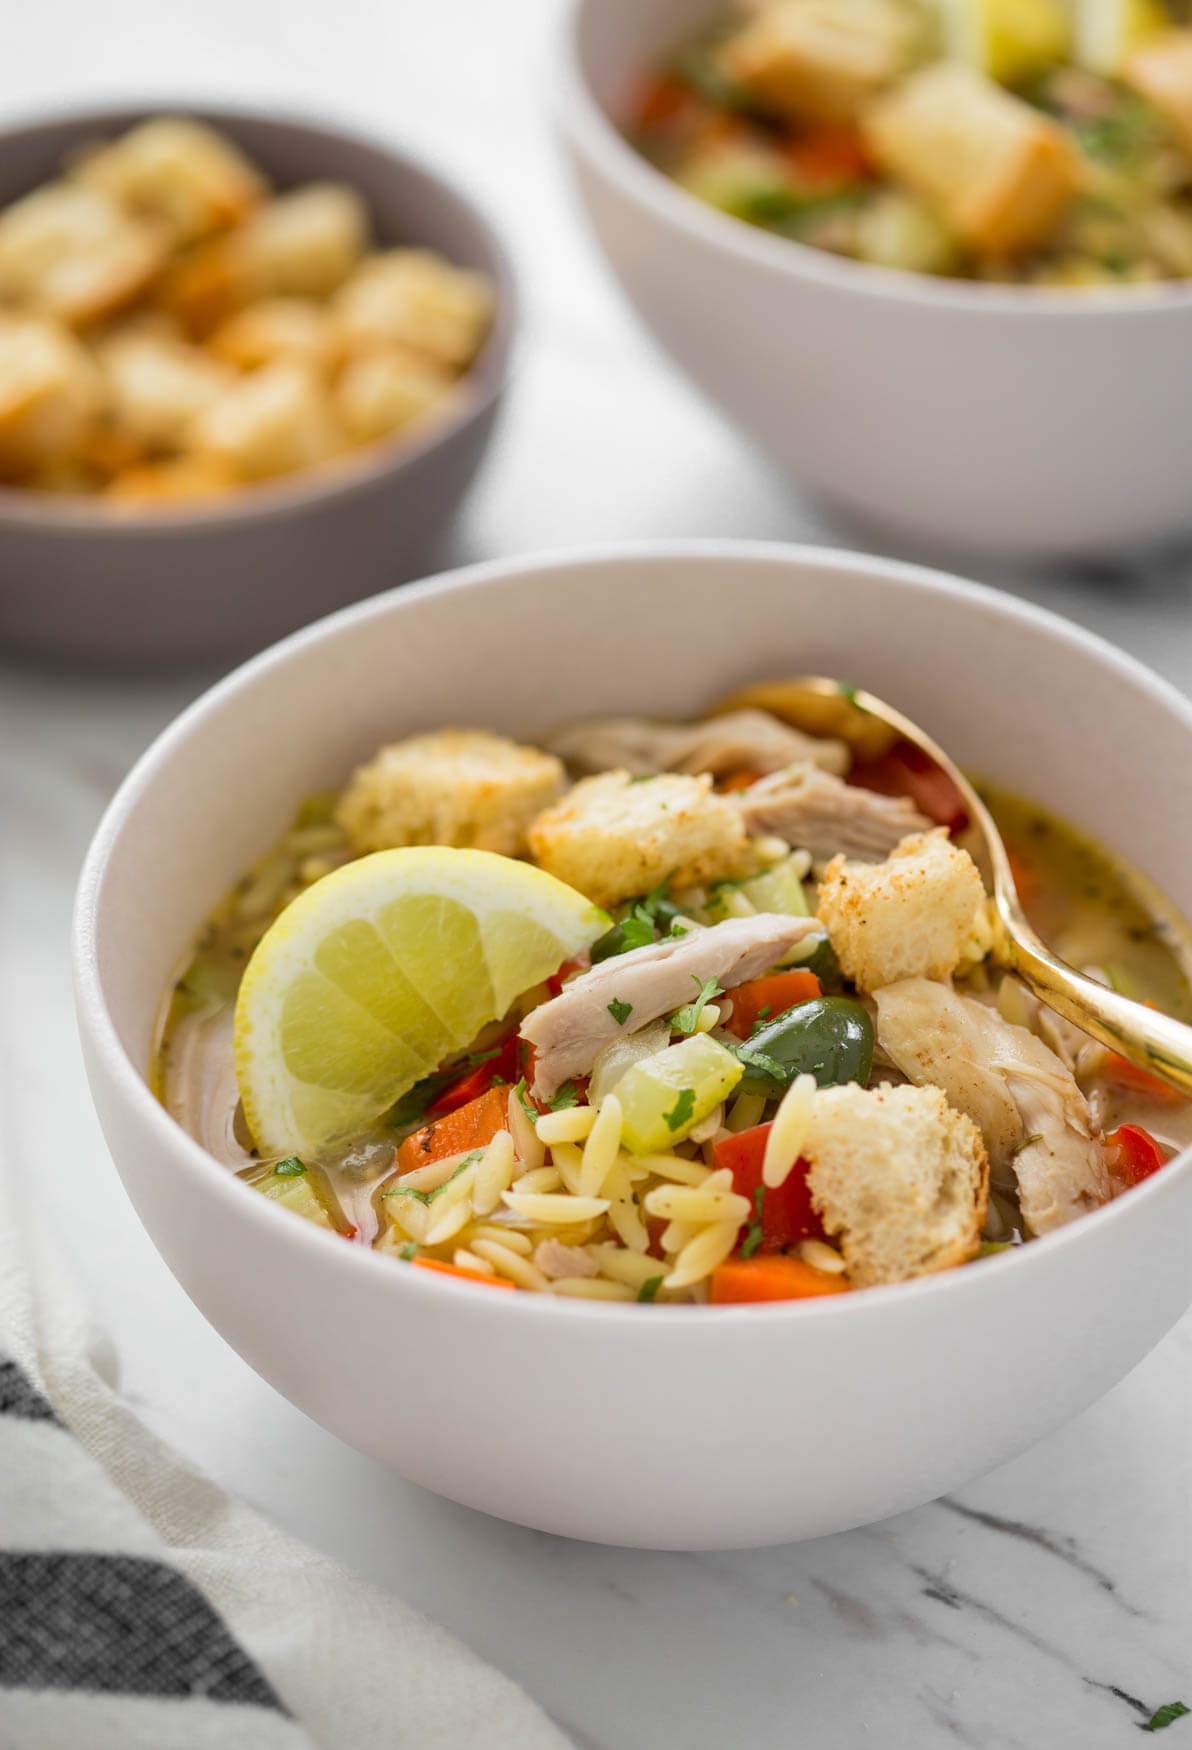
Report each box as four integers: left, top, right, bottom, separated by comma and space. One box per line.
710, 1255, 850, 1302
1106, 1122, 1169, 1187
1006, 850, 1039, 906
784, 125, 873, 189
716, 768, 762, 793
413, 1258, 516, 1289
725, 971, 821, 1040
713, 1122, 823, 1248
636, 74, 692, 130
397, 1087, 509, 1173
1103, 1051, 1182, 1104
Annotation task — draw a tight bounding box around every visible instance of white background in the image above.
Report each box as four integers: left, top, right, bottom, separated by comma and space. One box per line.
1, 1, 1190, 1744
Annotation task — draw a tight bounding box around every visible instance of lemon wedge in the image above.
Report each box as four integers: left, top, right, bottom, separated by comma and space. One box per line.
1073, 0, 1168, 75
234, 847, 608, 1158
937, 0, 1070, 84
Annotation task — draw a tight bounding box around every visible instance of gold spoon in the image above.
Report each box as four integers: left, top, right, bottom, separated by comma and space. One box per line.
716, 675, 1192, 1098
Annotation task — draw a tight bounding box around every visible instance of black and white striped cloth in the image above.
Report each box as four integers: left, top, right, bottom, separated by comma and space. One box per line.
0, 1181, 571, 1749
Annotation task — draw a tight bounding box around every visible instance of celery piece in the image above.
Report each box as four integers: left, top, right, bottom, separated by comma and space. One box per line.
740, 855, 811, 918
616, 1034, 743, 1155
250, 1159, 341, 1230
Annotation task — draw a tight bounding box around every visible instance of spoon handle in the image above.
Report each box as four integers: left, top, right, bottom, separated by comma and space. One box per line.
995, 899, 1192, 1098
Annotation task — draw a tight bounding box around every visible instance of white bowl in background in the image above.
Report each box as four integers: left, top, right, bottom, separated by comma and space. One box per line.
556, 0, 1192, 563
74, 543, 1192, 1548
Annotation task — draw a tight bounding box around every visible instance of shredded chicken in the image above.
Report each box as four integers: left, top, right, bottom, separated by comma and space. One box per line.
545, 709, 849, 780
533, 1239, 599, 1280
874, 977, 1110, 1236
520, 913, 819, 1099
737, 764, 930, 861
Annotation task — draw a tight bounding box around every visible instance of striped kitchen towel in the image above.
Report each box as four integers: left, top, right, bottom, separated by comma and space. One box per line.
0, 1169, 571, 1750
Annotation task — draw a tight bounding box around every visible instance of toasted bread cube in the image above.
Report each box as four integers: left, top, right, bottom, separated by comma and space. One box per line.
0, 182, 167, 328
0, 314, 102, 476
816, 827, 985, 992
864, 64, 1080, 256
334, 346, 457, 445
186, 360, 340, 481
722, 0, 926, 123
805, 1082, 988, 1285
529, 771, 750, 909
334, 250, 494, 369
97, 328, 233, 453
74, 117, 265, 244
209, 297, 336, 372
1126, 30, 1192, 160
337, 730, 565, 857
243, 183, 369, 298
103, 452, 236, 506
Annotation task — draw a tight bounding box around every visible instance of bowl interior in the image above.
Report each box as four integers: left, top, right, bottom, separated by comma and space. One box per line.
572, 0, 723, 115
85, 545, 1192, 1088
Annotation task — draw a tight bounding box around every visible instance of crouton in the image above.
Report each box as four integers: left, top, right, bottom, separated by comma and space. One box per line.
337, 731, 565, 858
863, 63, 1080, 256
103, 453, 235, 507
73, 117, 265, 245
333, 249, 495, 369
816, 827, 985, 992
0, 181, 167, 328
804, 1081, 988, 1285
1126, 30, 1192, 160
209, 298, 336, 372
96, 328, 232, 453
721, 0, 927, 124
333, 346, 458, 445
0, 313, 102, 477
186, 359, 341, 481
529, 771, 750, 909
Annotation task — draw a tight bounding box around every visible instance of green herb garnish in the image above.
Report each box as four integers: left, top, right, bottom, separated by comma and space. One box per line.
1145, 1703, 1190, 1733
664, 1087, 696, 1132
463, 1046, 501, 1067
727, 1040, 787, 1083
837, 681, 859, 703
608, 997, 633, 1026
671, 975, 724, 1036
385, 1155, 479, 1207
638, 1274, 664, 1302
549, 1081, 580, 1112
399, 1241, 418, 1260
619, 908, 656, 952
750, 1006, 773, 1035
514, 1077, 539, 1126
740, 1187, 765, 1259
273, 1157, 307, 1177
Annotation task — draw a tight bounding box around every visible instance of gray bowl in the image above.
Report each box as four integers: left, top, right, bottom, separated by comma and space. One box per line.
0, 104, 517, 664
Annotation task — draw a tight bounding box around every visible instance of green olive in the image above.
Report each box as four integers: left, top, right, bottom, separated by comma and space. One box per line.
735, 997, 874, 1097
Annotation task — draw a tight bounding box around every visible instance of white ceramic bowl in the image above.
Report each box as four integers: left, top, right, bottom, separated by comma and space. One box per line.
74, 544, 1192, 1548
557, 0, 1192, 563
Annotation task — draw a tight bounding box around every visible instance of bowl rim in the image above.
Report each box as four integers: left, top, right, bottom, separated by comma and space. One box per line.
556, 0, 1192, 321
73, 537, 1192, 1333
0, 97, 519, 535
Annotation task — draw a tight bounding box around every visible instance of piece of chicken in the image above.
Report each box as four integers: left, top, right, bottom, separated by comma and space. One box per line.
735, 764, 930, 860
520, 913, 819, 1099
545, 709, 849, 780
873, 977, 1110, 1235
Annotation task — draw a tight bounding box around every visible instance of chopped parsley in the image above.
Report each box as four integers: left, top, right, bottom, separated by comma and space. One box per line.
750, 1006, 773, 1035
549, 1081, 580, 1112
637, 1274, 664, 1303
627, 772, 655, 784
664, 1087, 696, 1133
386, 1155, 479, 1207
273, 1157, 307, 1177
837, 680, 859, 703
671, 975, 724, 1036
727, 1040, 787, 1083
1145, 1703, 1190, 1733
463, 1046, 501, 1067
619, 907, 657, 952
608, 997, 633, 1026
1011, 1132, 1044, 1157
514, 1076, 539, 1125
740, 1187, 765, 1259
399, 1241, 418, 1260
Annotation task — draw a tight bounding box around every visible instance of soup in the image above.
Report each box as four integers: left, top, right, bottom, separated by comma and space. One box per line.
154, 695, 1192, 1303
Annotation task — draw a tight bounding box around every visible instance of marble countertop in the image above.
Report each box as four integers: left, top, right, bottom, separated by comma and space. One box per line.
1, 0, 1190, 1743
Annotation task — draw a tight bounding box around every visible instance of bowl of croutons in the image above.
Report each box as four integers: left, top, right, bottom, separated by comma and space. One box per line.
558, 0, 1192, 562
0, 105, 515, 661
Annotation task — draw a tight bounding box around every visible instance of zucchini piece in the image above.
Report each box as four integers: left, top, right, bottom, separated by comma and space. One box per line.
248, 1157, 344, 1231
616, 1034, 744, 1154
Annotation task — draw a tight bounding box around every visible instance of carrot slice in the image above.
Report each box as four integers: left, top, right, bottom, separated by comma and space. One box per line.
1102, 1051, 1182, 1104
398, 1086, 509, 1173
725, 971, 821, 1040
709, 1255, 850, 1302
413, 1258, 516, 1289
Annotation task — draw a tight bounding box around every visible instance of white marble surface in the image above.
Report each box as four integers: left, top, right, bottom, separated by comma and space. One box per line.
2, 0, 1191, 1743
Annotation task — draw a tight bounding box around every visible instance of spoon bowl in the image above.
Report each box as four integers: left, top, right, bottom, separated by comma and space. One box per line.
719, 675, 1192, 1099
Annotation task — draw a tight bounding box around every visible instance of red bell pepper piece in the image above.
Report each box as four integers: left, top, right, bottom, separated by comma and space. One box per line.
848, 738, 968, 834
725, 971, 821, 1040
426, 1031, 520, 1117
1106, 1123, 1168, 1187
713, 1122, 824, 1249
